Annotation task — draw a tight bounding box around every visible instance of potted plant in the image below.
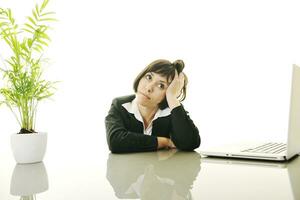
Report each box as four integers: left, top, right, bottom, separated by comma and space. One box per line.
0, 0, 56, 164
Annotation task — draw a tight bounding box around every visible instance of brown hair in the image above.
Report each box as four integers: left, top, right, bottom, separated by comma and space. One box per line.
133, 59, 188, 109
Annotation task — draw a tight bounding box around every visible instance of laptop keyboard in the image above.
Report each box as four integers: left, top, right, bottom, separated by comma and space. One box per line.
241, 142, 287, 154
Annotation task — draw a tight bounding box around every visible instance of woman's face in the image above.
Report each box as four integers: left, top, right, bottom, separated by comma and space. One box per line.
136, 72, 169, 108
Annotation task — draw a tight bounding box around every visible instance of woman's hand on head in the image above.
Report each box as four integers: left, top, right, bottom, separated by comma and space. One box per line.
166, 70, 185, 109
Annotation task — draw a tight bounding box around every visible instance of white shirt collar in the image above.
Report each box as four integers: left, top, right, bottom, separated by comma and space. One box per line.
122, 98, 171, 121
122, 98, 171, 135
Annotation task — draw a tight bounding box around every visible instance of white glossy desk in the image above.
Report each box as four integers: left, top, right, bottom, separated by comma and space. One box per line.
0, 147, 299, 200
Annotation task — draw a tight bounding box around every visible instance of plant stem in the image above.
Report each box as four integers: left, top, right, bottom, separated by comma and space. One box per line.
6, 103, 21, 127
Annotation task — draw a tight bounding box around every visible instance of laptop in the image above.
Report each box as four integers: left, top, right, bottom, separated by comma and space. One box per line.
199, 65, 300, 161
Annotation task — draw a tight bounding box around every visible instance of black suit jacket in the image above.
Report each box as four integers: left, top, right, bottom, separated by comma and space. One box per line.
105, 95, 200, 153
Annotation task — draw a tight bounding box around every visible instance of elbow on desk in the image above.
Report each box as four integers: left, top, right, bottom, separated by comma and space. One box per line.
107, 136, 126, 154
108, 141, 127, 154
109, 146, 123, 154
106, 132, 123, 153
173, 135, 201, 151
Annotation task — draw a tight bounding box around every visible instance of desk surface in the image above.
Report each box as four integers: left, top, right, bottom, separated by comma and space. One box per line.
0, 141, 300, 200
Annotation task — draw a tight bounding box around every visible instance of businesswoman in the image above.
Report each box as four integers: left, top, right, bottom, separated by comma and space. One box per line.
105, 59, 200, 153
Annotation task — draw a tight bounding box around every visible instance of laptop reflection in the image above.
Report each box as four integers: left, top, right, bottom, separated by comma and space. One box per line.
199, 157, 300, 200
106, 150, 200, 200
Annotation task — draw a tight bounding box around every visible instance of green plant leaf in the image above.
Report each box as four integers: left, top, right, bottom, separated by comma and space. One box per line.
0, 0, 57, 130
40, 18, 57, 22
24, 23, 35, 30
40, 0, 49, 12
35, 5, 40, 16
32, 10, 38, 21
22, 28, 34, 34
39, 32, 51, 41
40, 11, 55, 17
36, 38, 48, 47
7, 9, 15, 25
27, 16, 37, 26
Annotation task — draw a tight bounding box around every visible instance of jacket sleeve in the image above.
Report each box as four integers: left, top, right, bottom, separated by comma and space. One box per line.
105, 99, 158, 153
170, 105, 200, 151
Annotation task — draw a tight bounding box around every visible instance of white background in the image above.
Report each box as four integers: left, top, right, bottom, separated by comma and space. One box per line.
1, 0, 300, 158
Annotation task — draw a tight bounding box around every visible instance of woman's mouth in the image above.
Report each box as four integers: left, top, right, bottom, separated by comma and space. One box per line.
139, 92, 151, 100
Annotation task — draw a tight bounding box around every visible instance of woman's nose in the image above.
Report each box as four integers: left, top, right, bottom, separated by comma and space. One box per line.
145, 83, 154, 93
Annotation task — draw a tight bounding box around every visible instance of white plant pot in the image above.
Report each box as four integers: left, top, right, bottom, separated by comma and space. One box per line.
11, 132, 47, 164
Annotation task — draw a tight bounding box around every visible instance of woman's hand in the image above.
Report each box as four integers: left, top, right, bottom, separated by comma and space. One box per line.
157, 137, 176, 149
166, 70, 185, 110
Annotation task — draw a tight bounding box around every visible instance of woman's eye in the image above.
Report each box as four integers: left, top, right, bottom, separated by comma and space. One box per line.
158, 83, 165, 89
145, 74, 152, 80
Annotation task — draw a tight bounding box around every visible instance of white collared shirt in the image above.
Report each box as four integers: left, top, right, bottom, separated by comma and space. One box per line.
122, 98, 171, 135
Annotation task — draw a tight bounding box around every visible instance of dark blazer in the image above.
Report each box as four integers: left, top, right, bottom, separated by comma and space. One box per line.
105, 95, 200, 153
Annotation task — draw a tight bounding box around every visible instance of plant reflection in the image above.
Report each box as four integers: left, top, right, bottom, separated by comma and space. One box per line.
106, 150, 201, 200
19, 196, 36, 200
10, 162, 48, 199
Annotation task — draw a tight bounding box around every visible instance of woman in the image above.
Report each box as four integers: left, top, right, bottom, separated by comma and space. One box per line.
105, 59, 200, 153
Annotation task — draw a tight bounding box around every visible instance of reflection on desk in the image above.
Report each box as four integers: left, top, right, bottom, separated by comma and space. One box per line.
106, 150, 201, 200
10, 162, 48, 200
2, 150, 299, 200
198, 156, 300, 200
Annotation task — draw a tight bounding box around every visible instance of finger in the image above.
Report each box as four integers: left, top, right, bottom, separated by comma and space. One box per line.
169, 140, 176, 148
178, 72, 184, 80
178, 73, 184, 86
169, 70, 179, 86
174, 69, 179, 79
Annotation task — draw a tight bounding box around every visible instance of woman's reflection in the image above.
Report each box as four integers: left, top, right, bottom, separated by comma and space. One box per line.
10, 162, 49, 200
106, 150, 201, 200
